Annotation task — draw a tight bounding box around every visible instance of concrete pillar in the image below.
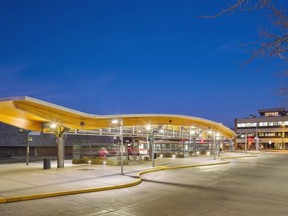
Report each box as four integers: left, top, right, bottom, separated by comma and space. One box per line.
53, 127, 68, 168
57, 137, 65, 168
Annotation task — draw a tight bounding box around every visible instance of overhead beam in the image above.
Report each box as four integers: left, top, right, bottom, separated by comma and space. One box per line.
0, 114, 42, 131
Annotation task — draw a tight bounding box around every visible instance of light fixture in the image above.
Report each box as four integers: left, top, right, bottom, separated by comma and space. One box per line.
172, 154, 176, 158
112, 119, 119, 124
50, 123, 57, 129
103, 161, 107, 165
208, 130, 212, 134
207, 151, 210, 156
197, 151, 200, 156
146, 125, 152, 131
160, 154, 163, 158
190, 130, 195, 135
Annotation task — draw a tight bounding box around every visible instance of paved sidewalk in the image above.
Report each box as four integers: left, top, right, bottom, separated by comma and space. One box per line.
0, 151, 256, 203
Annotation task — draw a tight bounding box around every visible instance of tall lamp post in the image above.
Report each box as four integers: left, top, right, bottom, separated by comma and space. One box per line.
215, 132, 221, 159
244, 133, 248, 154
208, 130, 212, 154
145, 125, 154, 166
282, 122, 285, 150
255, 123, 259, 151
20, 129, 31, 166
112, 119, 124, 175
190, 129, 195, 156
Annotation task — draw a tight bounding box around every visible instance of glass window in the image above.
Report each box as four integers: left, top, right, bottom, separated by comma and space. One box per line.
259, 122, 268, 127
264, 112, 279, 117
237, 123, 257, 128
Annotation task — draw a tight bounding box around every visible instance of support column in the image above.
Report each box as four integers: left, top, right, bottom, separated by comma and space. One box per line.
54, 127, 68, 168
57, 136, 65, 168
151, 133, 155, 167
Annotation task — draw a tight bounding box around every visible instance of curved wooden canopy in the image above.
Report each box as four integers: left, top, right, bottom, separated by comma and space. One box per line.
0, 96, 236, 138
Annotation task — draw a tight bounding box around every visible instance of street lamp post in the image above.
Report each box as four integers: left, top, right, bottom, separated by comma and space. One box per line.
190, 129, 195, 156
26, 132, 30, 166
215, 132, 221, 159
255, 137, 259, 151
189, 129, 192, 156
145, 125, 156, 167
112, 119, 124, 175
120, 119, 124, 175
255, 123, 259, 151
151, 133, 155, 167
245, 134, 247, 154
282, 122, 285, 150
213, 132, 217, 160
208, 130, 212, 154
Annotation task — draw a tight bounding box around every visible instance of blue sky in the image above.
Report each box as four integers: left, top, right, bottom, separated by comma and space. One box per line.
0, 0, 287, 128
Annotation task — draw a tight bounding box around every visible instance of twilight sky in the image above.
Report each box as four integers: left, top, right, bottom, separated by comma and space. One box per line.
1, 0, 287, 128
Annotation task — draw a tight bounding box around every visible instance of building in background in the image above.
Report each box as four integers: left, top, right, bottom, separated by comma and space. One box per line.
0, 122, 113, 158
235, 108, 288, 150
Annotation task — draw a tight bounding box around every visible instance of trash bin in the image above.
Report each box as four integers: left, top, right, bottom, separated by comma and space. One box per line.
154, 153, 157, 159
43, 157, 51, 169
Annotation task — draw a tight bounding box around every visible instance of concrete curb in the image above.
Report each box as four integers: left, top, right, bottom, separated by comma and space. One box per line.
0, 157, 252, 204
0, 178, 143, 204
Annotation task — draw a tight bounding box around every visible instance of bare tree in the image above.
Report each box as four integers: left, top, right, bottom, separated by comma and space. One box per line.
203, 0, 288, 63
202, 0, 270, 18
204, 1, 288, 96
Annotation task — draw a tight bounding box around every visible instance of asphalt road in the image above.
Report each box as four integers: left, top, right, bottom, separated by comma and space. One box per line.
1, 152, 288, 216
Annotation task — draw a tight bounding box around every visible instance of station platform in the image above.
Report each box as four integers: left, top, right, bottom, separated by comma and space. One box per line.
0, 151, 258, 203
